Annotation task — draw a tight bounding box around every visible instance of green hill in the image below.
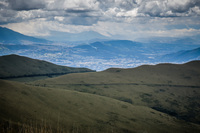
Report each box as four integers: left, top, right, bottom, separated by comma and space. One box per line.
0, 54, 94, 80
33, 61, 200, 125
0, 79, 200, 133
1, 59, 200, 132
37, 61, 200, 86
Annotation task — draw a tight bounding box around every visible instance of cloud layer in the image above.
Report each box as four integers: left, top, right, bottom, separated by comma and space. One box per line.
1, 0, 200, 24
0, 0, 200, 39
8, 0, 45, 11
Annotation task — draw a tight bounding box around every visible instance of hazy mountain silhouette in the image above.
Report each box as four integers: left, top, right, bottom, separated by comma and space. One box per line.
160, 47, 200, 62
0, 27, 49, 44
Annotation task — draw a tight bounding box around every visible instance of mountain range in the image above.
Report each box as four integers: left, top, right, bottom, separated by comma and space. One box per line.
73, 40, 144, 59
0, 26, 200, 71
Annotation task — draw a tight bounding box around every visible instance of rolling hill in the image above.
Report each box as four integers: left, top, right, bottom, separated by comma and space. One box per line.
33, 61, 200, 125
0, 79, 200, 133
0, 57, 200, 132
0, 54, 94, 80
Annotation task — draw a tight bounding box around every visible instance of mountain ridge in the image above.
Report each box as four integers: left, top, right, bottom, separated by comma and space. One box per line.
0, 54, 94, 79
160, 47, 200, 62
0, 27, 49, 44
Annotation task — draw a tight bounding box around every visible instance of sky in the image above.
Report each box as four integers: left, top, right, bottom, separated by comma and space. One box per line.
0, 0, 200, 41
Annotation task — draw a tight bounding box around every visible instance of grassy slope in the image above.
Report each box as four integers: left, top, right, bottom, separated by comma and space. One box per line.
35, 61, 200, 85
0, 54, 94, 79
33, 61, 200, 124
0, 79, 200, 133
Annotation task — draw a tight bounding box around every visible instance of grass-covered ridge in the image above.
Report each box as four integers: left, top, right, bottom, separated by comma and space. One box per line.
0, 54, 94, 79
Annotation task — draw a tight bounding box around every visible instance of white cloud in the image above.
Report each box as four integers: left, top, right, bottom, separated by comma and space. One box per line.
0, 0, 200, 40
46, 0, 99, 10
54, 16, 64, 22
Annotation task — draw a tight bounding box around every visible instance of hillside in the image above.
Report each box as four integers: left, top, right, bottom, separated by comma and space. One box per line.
36, 60, 200, 86
1, 79, 200, 133
0, 54, 94, 79
33, 61, 200, 125
0, 59, 200, 132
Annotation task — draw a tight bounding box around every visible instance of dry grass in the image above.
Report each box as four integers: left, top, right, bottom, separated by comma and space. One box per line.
32, 61, 200, 124
1, 61, 200, 133
1, 120, 122, 133
1, 79, 200, 133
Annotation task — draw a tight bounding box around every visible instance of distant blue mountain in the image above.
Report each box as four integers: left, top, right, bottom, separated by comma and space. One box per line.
41, 30, 109, 42
0, 27, 49, 44
138, 36, 200, 45
1, 26, 200, 71
72, 40, 145, 59
160, 47, 200, 62
72, 40, 200, 61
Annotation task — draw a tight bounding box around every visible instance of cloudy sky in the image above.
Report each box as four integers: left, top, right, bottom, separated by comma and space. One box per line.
0, 0, 200, 40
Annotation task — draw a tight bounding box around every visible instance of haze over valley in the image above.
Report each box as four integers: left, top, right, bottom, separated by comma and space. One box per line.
1, 27, 200, 71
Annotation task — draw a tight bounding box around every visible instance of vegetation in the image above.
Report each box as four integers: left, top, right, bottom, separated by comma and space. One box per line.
0, 54, 95, 81
32, 60, 200, 124
0, 58, 200, 132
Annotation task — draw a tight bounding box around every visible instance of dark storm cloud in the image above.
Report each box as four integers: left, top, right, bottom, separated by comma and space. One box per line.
0, 2, 6, 9
65, 8, 94, 14
137, 0, 200, 17
97, 0, 137, 11
0, 10, 17, 24
7, 0, 45, 11
169, 0, 200, 13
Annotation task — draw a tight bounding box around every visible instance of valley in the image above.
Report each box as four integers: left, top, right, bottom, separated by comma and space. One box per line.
1, 27, 200, 71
